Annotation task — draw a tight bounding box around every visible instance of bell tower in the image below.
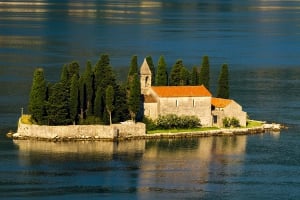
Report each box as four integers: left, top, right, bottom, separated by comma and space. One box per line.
140, 58, 152, 95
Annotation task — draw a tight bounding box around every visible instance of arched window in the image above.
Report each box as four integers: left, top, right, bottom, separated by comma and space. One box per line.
145, 76, 149, 87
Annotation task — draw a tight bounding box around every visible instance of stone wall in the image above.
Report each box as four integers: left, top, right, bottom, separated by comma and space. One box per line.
15, 119, 146, 140
158, 96, 212, 127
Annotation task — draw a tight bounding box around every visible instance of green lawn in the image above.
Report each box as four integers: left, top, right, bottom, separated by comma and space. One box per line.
147, 127, 219, 134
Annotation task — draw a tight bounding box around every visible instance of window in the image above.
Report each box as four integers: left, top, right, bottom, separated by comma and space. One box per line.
176, 99, 178, 107
213, 115, 218, 124
193, 99, 195, 107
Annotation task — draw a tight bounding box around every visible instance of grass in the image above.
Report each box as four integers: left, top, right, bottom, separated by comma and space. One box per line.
20, 115, 33, 125
147, 127, 219, 134
246, 120, 264, 128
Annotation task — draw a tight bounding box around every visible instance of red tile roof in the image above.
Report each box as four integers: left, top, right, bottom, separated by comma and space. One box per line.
151, 85, 212, 97
211, 97, 232, 108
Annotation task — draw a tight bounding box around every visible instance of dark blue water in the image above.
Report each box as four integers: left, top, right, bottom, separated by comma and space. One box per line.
0, 0, 300, 199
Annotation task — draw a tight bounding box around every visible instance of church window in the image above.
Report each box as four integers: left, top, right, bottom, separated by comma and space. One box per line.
176, 99, 178, 107
193, 99, 195, 107
145, 76, 149, 87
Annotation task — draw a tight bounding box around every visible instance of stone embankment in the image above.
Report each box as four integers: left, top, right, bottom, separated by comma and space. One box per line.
10, 118, 282, 141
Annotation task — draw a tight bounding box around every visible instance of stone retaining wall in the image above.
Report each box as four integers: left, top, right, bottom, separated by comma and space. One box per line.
14, 119, 146, 140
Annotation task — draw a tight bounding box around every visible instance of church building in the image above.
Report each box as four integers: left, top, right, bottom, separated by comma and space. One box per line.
140, 58, 247, 127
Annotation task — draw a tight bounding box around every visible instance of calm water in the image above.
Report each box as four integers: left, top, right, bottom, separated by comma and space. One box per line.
0, 0, 300, 199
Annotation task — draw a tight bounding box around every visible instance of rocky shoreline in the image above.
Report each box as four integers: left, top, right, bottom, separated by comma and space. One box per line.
8, 123, 282, 142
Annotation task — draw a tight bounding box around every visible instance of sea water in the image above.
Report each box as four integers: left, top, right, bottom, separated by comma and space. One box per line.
0, 0, 300, 199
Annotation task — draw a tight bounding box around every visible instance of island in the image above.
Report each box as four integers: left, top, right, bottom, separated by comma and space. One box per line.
9, 55, 282, 141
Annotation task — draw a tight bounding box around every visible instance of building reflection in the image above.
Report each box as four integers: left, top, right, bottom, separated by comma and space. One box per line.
137, 136, 247, 198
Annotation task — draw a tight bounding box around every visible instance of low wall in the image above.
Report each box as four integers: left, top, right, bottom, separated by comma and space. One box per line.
14, 119, 146, 140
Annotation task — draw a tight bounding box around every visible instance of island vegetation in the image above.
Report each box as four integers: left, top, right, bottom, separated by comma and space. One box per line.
28, 54, 230, 130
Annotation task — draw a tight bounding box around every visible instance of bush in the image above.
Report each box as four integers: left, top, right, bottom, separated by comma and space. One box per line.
79, 116, 103, 125
223, 117, 240, 128
142, 116, 157, 131
156, 114, 201, 129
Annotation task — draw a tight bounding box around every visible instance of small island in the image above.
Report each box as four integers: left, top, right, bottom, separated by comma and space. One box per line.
11, 55, 282, 141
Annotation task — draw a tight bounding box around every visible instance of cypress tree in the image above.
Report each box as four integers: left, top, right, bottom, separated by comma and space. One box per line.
60, 64, 69, 84
69, 74, 79, 124
94, 87, 104, 120
113, 84, 129, 123
128, 55, 138, 78
170, 59, 184, 86
80, 61, 94, 117
217, 64, 230, 99
28, 68, 47, 125
199, 55, 210, 89
46, 82, 71, 125
190, 66, 199, 85
155, 55, 168, 86
179, 66, 190, 86
105, 85, 114, 125
146, 56, 155, 85
128, 73, 141, 122
94, 54, 117, 119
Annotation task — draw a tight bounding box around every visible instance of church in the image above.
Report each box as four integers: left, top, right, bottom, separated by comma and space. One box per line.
140, 58, 247, 127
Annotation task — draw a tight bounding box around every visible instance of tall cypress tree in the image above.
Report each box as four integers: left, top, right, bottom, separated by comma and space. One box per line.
80, 61, 94, 117
105, 85, 114, 125
190, 66, 199, 85
170, 59, 184, 86
94, 54, 117, 119
217, 64, 229, 99
199, 55, 210, 89
146, 56, 155, 85
28, 68, 47, 125
155, 55, 168, 86
94, 86, 104, 120
179, 66, 190, 86
46, 82, 71, 125
69, 74, 79, 124
128, 73, 141, 122
113, 84, 129, 123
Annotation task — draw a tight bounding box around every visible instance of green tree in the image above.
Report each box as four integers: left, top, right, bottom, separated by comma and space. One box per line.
155, 55, 168, 86
105, 85, 114, 125
94, 87, 104, 120
170, 59, 184, 86
190, 66, 199, 85
60, 64, 69, 84
80, 61, 94, 118
179, 66, 190, 86
128, 55, 138, 78
69, 74, 79, 124
217, 64, 229, 99
46, 82, 71, 125
199, 55, 210, 89
113, 84, 129, 123
146, 56, 155, 85
28, 68, 47, 124
94, 54, 117, 119
128, 73, 141, 122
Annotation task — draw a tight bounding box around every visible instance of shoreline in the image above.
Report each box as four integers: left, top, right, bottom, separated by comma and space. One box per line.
9, 122, 282, 142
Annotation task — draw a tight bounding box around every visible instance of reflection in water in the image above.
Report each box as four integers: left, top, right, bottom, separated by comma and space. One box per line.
14, 140, 145, 166
137, 136, 247, 198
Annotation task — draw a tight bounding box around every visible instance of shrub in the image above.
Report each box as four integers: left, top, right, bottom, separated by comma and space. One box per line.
223, 117, 240, 128
79, 116, 103, 125
142, 116, 157, 131
230, 117, 240, 127
156, 114, 201, 129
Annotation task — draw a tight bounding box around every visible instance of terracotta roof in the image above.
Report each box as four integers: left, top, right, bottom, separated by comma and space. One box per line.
151, 85, 212, 97
211, 97, 232, 108
143, 94, 157, 103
